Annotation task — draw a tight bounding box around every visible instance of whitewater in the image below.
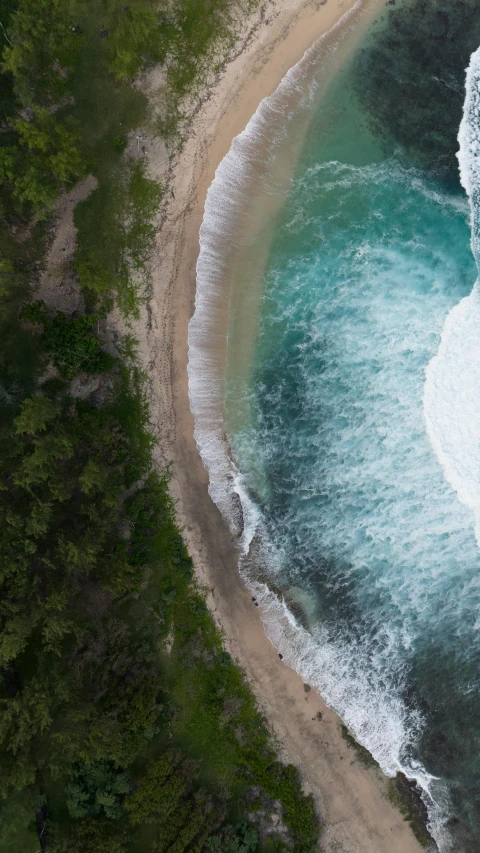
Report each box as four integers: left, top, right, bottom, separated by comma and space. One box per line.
188, 14, 480, 853
424, 46, 480, 548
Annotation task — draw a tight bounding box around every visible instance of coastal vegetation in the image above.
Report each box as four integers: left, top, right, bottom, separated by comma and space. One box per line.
0, 1, 319, 851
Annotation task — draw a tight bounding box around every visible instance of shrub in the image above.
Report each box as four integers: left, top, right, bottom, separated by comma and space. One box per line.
23, 302, 114, 379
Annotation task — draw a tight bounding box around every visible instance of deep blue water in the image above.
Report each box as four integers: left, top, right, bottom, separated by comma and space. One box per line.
226, 43, 480, 852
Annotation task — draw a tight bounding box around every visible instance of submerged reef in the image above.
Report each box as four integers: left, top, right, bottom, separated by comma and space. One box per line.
355, 0, 480, 184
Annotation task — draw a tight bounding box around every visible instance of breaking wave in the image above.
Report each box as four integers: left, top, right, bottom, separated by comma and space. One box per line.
189, 7, 480, 852
188, 0, 365, 527
424, 46, 480, 546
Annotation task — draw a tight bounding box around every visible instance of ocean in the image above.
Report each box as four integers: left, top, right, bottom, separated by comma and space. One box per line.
189, 1, 480, 849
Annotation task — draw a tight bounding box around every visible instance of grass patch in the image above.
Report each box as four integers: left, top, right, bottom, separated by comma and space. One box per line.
67, 2, 162, 317
75, 160, 162, 316
154, 0, 260, 143
69, 1, 148, 178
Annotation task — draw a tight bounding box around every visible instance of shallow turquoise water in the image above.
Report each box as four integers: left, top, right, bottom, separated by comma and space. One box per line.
226, 52, 480, 848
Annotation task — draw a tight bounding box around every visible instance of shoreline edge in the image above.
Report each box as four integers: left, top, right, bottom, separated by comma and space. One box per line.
136, 1, 431, 850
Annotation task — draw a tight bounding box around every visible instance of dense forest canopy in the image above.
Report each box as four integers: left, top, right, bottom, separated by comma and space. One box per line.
0, 1, 319, 851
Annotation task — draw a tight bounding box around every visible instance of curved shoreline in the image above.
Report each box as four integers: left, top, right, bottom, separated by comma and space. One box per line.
142, 1, 426, 850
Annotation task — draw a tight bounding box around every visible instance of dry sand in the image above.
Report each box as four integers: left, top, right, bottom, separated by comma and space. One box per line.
137, 1, 427, 850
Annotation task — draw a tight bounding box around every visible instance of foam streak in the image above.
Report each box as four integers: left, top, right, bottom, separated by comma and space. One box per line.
424, 47, 480, 544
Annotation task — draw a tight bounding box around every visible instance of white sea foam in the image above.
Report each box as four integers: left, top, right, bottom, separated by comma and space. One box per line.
424, 48, 480, 546
246, 577, 445, 835
188, 0, 364, 528
187, 6, 472, 853
420, 47, 480, 844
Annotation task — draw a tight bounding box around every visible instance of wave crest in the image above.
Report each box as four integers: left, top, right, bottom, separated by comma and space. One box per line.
424, 46, 480, 545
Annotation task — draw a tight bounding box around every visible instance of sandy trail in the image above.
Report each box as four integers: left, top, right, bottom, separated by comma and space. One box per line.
139, 1, 426, 850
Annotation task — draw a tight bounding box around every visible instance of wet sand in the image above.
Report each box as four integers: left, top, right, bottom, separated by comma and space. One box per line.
141, 1, 426, 850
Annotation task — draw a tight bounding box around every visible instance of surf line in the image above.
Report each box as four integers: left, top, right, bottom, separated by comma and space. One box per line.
424, 45, 480, 548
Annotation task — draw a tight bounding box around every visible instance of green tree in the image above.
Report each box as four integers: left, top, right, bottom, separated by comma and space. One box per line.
65, 761, 131, 819
1, 0, 77, 105
107, 0, 162, 80
0, 255, 17, 299
0, 109, 84, 215
206, 822, 259, 853
23, 302, 115, 379
0, 2, 322, 852
125, 751, 192, 826
14, 394, 58, 435
49, 817, 128, 853
0, 789, 43, 853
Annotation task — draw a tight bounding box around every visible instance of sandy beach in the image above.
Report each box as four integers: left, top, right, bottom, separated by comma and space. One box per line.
138, 1, 427, 850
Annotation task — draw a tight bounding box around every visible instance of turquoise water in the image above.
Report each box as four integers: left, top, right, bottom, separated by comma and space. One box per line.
225, 45, 480, 851
189, 1, 480, 847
